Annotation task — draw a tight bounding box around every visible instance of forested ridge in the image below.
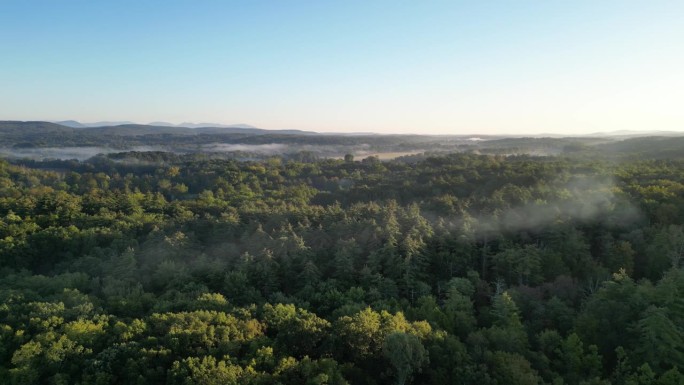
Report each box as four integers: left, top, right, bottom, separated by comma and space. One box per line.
1, 152, 684, 384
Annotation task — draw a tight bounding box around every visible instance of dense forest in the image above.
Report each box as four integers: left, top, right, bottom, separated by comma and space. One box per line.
2, 144, 684, 384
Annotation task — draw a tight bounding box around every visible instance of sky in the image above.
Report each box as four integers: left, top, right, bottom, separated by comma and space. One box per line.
1, 1, 683, 135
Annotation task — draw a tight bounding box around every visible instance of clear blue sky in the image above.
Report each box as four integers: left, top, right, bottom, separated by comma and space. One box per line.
1, 1, 683, 134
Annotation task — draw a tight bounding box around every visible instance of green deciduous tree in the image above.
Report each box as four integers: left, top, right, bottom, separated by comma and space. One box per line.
382, 332, 428, 385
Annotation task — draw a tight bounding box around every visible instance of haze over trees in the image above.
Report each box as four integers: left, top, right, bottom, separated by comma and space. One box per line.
2, 125, 684, 384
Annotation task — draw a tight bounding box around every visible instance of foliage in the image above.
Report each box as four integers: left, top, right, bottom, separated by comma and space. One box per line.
1, 149, 684, 384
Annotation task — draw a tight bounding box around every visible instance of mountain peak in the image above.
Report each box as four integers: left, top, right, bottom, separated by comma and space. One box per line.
55, 120, 87, 128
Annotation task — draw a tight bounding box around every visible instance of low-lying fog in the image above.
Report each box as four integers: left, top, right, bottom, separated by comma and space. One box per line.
0, 146, 166, 160
201, 143, 425, 159
0, 143, 433, 161
201, 143, 289, 153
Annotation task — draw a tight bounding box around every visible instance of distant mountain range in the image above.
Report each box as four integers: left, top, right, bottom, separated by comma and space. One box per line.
4, 120, 684, 162
148, 121, 259, 130
1, 120, 316, 137
55, 120, 259, 130
3, 120, 684, 140
55, 120, 136, 128
582, 130, 684, 138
